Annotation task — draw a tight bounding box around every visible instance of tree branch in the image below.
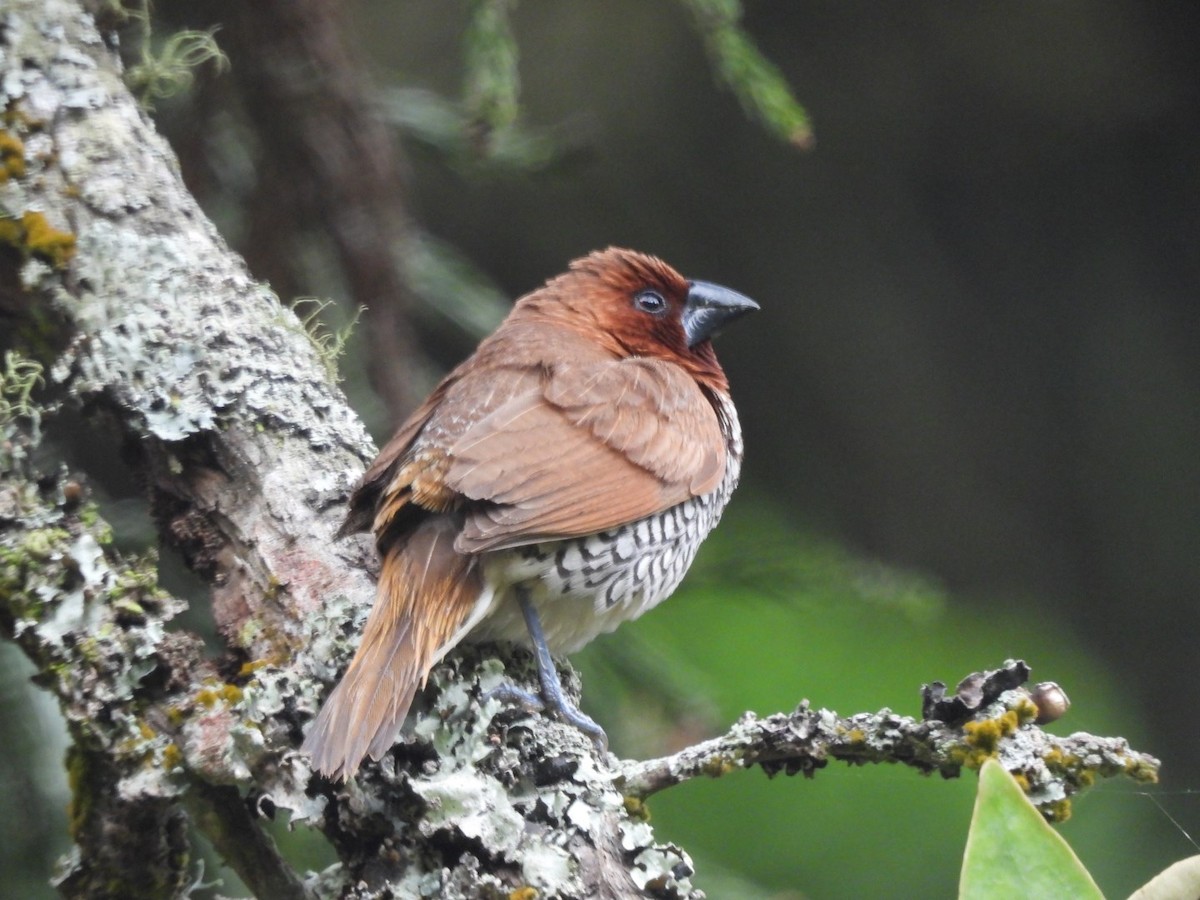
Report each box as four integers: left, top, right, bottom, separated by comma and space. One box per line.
621, 661, 1160, 823
184, 780, 309, 900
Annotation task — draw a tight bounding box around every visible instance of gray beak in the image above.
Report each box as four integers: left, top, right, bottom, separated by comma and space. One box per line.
682, 280, 760, 347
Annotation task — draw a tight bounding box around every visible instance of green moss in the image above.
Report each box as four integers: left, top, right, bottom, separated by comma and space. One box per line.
21, 526, 69, 562
1, 527, 75, 618
112, 597, 147, 619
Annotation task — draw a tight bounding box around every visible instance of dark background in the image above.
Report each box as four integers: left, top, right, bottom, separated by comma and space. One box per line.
2, 3, 1197, 897
353, 3, 1200, 895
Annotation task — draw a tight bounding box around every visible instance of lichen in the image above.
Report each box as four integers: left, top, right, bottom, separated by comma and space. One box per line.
194, 682, 244, 709
960, 707, 1023, 769
623, 795, 651, 821
0, 210, 76, 268
700, 755, 737, 778
0, 129, 26, 181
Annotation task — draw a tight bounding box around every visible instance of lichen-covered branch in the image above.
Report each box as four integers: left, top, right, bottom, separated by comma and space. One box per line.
1, 410, 198, 896
0, 3, 710, 898
620, 660, 1160, 823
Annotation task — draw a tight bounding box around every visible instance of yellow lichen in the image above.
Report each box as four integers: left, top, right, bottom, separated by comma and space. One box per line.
701, 756, 737, 778
0, 131, 25, 181
1011, 694, 1040, 725
1124, 757, 1159, 784
20, 210, 76, 267
1043, 798, 1072, 823
195, 682, 243, 708
508, 889, 538, 900
161, 742, 183, 772
623, 796, 651, 822
962, 709, 1021, 760
238, 660, 265, 677
0, 210, 76, 268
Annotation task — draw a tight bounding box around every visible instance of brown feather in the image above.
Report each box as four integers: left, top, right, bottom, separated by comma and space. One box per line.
446, 356, 725, 552
302, 518, 482, 780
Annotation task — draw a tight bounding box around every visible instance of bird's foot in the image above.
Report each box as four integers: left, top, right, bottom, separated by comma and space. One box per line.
482, 682, 544, 713
482, 681, 609, 754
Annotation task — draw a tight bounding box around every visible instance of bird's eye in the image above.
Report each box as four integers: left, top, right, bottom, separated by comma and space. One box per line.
634, 290, 668, 315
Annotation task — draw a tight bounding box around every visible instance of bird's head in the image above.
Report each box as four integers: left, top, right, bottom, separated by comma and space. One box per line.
520, 247, 758, 388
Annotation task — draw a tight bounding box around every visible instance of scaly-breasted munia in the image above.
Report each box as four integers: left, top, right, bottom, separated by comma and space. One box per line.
303, 247, 757, 779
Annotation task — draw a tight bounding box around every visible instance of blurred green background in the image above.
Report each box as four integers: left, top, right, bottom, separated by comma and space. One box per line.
3, 2, 1198, 897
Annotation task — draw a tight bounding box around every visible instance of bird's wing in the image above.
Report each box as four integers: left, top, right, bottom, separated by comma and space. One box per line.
446, 357, 726, 552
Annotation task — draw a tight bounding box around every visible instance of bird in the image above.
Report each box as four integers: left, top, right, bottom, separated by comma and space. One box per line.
302, 247, 758, 780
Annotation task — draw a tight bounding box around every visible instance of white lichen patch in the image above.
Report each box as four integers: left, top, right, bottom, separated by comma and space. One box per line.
411, 769, 526, 853
519, 840, 575, 887
630, 842, 697, 896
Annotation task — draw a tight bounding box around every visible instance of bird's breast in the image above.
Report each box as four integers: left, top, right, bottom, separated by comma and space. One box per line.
470, 395, 743, 654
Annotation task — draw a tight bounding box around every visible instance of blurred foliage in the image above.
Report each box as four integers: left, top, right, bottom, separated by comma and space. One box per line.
397, 230, 511, 336
0, 646, 69, 900
383, 0, 810, 173
681, 0, 813, 149
378, 86, 591, 176
463, 0, 521, 136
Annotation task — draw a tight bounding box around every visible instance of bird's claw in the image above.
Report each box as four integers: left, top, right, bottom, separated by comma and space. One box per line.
482, 680, 610, 753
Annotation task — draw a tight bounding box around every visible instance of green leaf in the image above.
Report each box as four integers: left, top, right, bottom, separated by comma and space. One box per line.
1128, 855, 1200, 900
960, 759, 1104, 900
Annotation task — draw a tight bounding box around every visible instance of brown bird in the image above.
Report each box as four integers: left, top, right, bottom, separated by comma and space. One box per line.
303, 247, 757, 779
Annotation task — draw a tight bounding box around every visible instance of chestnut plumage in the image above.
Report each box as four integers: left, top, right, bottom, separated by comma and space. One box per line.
303, 247, 757, 779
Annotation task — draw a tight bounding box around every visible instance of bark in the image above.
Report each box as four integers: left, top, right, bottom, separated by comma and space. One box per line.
0, 3, 1160, 899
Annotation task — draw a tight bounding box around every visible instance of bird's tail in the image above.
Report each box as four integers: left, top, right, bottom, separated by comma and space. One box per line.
302, 517, 483, 780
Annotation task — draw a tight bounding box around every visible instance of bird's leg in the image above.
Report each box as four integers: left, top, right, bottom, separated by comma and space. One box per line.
485, 589, 609, 753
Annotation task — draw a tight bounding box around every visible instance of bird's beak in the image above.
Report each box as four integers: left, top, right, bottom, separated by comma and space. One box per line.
683, 280, 760, 347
